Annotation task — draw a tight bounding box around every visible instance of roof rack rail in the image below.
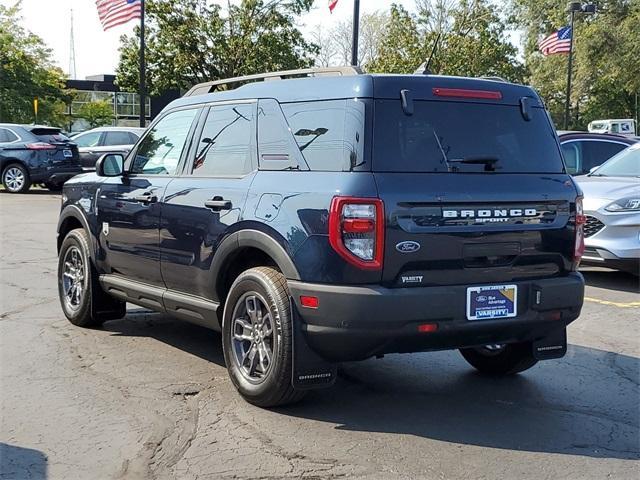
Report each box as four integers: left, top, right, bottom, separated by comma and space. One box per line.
481, 76, 508, 83
183, 66, 363, 97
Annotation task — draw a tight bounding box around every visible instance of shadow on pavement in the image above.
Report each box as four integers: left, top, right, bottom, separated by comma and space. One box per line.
0, 443, 48, 479
103, 309, 639, 461
582, 268, 639, 294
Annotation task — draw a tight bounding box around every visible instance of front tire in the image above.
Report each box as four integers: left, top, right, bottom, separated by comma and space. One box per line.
57, 229, 104, 328
222, 267, 305, 407
2, 163, 31, 193
460, 342, 538, 375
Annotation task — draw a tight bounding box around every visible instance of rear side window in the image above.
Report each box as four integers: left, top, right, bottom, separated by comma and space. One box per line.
104, 131, 134, 146
0, 128, 19, 143
191, 103, 254, 177
282, 99, 366, 171
373, 100, 564, 173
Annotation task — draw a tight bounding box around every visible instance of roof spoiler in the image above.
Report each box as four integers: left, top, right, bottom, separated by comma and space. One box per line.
183, 66, 363, 97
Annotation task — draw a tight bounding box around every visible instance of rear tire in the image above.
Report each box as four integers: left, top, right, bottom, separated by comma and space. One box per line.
460, 342, 538, 375
2, 163, 31, 193
58, 229, 105, 328
222, 267, 305, 407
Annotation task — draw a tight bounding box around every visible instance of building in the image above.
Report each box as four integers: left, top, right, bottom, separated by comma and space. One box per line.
65, 74, 180, 132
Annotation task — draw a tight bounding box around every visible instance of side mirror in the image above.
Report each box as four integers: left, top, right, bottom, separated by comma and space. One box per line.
96, 153, 124, 177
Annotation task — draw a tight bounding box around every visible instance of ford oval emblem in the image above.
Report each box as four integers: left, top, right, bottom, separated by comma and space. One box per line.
396, 241, 421, 253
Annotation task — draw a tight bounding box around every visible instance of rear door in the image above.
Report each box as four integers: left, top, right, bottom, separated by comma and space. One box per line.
160, 101, 257, 299
95, 107, 200, 286
372, 95, 578, 288
73, 131, 103, 169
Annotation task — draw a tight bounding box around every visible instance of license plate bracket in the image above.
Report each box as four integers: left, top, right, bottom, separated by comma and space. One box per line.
466, 284, 517, 321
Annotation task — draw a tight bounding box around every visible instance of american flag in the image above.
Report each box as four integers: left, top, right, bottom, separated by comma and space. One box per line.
538, 26, 572, 56
329, 0, 339, 13
96, 0, 142, 31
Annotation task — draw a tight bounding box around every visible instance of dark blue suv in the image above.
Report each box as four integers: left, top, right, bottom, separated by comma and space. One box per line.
56, 68, 585, 407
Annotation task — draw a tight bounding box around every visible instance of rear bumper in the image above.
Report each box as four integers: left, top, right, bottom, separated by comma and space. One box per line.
30, 165, 83, 184
289, 273, 584, 361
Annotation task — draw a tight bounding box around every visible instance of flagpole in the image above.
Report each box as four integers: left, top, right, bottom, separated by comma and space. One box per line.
139, 0, 146, 128
351, 0, 360, 66
563, 9, 575, 130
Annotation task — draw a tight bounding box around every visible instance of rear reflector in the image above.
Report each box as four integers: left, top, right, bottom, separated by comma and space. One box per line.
300, 296, 319, 309
417, 323, 438, 333
432, 88, 502, 100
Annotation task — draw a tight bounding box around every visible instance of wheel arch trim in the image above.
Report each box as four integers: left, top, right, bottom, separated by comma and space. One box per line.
57, 205, 94, 259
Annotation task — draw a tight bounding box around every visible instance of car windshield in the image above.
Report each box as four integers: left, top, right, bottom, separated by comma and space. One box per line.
591, 144, 640, 177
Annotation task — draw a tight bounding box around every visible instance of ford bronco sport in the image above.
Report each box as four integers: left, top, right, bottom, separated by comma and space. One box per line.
56, 67, 585, 407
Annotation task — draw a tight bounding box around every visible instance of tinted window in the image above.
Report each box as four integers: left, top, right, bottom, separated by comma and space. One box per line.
579, 141, 627, 172
373, 100, 564, 173
257, 99, 301, 170
282, 99, 365, 171
191, 103, 253, 176
131, 108, 198, 175
0, 128, 19, 143
74, 131, 102, 147
561, 142, 581, 174
104, 131, 134, 146
31, 128, 69, 143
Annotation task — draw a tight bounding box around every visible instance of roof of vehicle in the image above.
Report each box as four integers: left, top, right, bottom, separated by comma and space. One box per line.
76, 126, 147, 134
0, 123, 61, 131
557, 131, 637, 144
166, 73, 541, 113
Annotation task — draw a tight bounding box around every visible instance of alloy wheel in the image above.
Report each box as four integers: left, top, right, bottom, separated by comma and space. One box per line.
62, 246, 86, 312
4, 167, 25, 192
230, 292, 276, 382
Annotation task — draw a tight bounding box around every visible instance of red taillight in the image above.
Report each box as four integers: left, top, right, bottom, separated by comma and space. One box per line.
432, 88, 502, 100
26, 142, 56, 150
300, 296, 319, 309
417, 323, 438, 333
329, 197, 384, 270
574, 196, 586, 264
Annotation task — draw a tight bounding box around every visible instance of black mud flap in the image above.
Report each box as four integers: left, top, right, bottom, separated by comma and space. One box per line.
533, 328, 567, 360
290, 300, 337, 390
91, 264, 126, 322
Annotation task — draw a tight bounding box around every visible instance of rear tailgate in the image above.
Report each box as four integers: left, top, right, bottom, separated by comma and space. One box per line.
30, 127, 80, 165
371, 78, 579, 287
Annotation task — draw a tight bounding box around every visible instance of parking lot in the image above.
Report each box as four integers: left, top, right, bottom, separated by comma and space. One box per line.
1, 191, 638, 480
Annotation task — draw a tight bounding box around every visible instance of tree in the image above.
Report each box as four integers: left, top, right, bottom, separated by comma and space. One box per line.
509, 0, 640, 129
326, 11, 390, 66
117, 0, 318, 95
76, 100, 114, 128
0, 3, 69, 125
367, 1, 526, 83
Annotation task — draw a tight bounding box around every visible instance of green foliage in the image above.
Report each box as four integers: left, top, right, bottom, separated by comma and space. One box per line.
76, 100, 114, 129
116, 0, 318, 95
510, 0, 640, 129
367, 1, 526, 83
0, 2, 69, 125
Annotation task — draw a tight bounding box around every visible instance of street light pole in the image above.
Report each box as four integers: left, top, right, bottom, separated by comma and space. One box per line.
351, 0, 360, 66
139, 0, 146, 128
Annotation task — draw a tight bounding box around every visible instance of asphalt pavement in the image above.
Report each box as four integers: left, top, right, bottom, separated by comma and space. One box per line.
1, 192, 638, 480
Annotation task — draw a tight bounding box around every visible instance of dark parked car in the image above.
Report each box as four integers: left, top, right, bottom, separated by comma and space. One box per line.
557, 131, 637, 175
71, 127, 146, 170
56, 68, 585, 407
0, 124, 82, 193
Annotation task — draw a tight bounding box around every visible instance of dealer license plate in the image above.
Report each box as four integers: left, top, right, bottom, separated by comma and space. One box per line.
466, 284, 517, 321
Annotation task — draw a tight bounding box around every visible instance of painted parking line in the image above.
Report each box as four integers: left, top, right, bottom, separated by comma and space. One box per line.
584, 296, 640, 308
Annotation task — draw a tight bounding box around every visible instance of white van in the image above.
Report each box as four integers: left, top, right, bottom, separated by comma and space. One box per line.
587, 119, 637, 137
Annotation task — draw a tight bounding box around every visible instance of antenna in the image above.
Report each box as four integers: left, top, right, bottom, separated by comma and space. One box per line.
414, 32, 441, 75
69, 9, 77, 79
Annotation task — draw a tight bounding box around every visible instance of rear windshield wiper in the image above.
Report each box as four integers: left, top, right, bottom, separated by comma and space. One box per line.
449, 156, 499, 172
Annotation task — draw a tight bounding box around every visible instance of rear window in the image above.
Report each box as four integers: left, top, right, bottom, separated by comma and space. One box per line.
373, 100, 564, 173
30, 128, 69, 143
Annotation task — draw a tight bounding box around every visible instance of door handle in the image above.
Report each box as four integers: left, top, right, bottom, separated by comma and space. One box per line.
134, 193, 158, 204
204, 197, 232, 211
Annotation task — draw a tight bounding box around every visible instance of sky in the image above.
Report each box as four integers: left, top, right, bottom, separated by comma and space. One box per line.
1, 0, 416, 79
